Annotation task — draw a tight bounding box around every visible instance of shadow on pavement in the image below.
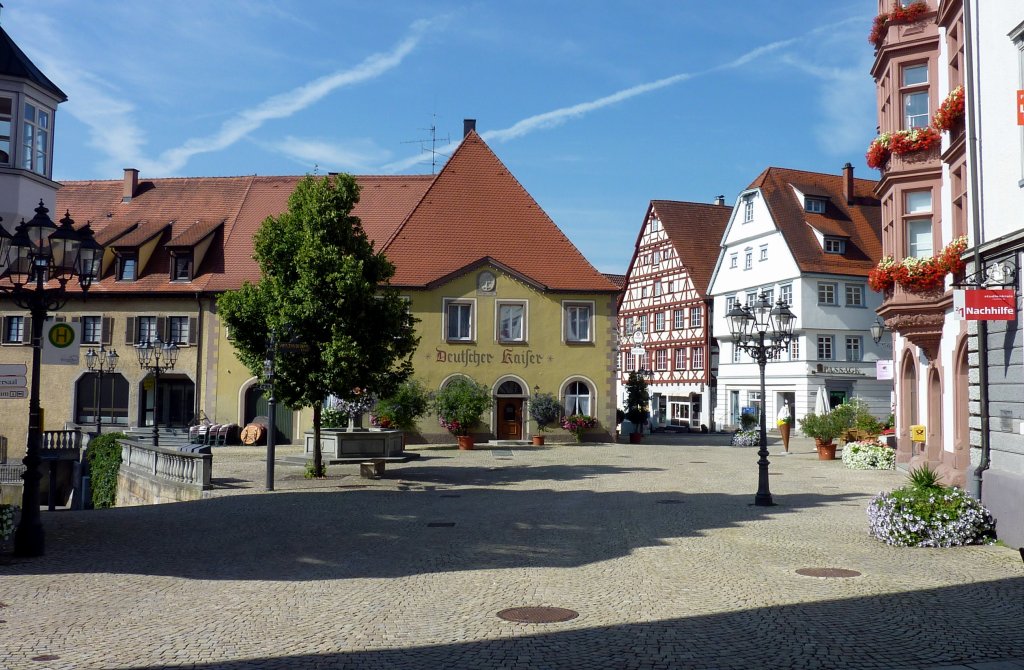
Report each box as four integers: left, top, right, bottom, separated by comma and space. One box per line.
119, 576, 1024, 670
10, 486, 858, 582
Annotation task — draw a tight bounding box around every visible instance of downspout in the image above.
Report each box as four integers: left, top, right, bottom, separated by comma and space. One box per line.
194, 292, 204, 423
963, 0, 990, 499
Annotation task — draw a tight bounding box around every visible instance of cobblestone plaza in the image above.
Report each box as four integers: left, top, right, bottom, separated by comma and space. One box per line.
2, 437, 1022, 670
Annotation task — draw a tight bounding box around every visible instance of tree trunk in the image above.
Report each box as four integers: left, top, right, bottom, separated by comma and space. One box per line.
313, 404, 323, 476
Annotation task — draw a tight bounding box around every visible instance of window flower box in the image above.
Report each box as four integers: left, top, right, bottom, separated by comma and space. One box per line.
869, 1, 930, 49
932, 85, 965, 132
868, 236, 967, 294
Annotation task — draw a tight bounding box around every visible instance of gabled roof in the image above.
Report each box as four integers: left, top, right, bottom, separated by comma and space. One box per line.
650, 200, 731, 296
56, 133, 615, 296
747, 167, 881, 275
0, 26, 67, 101
381, 131, 618, 293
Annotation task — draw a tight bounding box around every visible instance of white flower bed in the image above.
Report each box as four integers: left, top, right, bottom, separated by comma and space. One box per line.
732, 430, 759, 447
842, 440, 894, 469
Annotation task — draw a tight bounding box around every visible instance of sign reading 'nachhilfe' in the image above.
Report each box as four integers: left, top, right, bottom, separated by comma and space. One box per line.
954, 289, 1016, 321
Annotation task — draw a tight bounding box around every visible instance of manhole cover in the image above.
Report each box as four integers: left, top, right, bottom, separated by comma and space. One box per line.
656, 499, 685, 505
427, 522, 455, 527
796, 568, 862, 578
497, 606, 579, 623
689, 461, 707, 464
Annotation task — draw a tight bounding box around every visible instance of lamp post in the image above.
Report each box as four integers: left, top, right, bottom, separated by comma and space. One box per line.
726, 293, 796, 507
0, 201, 102, 557
263, 333, 277, 491
84, 345, 119, 435
135, 338, 179, 447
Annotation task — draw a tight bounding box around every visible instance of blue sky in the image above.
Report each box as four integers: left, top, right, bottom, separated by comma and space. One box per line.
9, 1, 878, 274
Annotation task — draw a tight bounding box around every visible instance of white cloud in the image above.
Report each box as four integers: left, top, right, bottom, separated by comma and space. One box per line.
270, 136, 393, 173
31, 16, 435, 176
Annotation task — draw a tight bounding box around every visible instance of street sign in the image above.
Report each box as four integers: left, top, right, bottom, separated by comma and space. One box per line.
0, 388, 28, 400
1018, 90, 1024, 126
42, 321, 81, 365
0, 364, 27, 376
910, 424, 926, 442
0, 376, 27, 386
953, 289, 1015, 321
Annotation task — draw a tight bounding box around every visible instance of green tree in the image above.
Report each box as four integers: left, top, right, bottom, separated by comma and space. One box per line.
624, 372, 650, 435
218, 174, 418, 476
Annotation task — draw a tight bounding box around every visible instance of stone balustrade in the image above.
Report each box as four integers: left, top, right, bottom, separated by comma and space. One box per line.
117, 439, 212, 506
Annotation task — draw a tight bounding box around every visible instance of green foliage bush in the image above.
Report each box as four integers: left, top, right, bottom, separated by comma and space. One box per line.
374, 379, 431, 431
739, 412, 758, 430
87, 432, 126, 509
433, 377, 492, 436
529, 392, 562, 432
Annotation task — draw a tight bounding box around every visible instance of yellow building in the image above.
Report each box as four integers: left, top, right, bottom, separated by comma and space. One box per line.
1, 124, 618, 458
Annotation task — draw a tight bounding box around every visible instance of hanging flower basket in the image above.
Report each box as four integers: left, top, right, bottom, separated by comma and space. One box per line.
868, 236, 967, 294
932, 85, 965, 131
869, 1, 929, 48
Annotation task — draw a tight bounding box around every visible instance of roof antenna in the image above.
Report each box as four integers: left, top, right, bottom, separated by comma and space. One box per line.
401, 113, 450, 174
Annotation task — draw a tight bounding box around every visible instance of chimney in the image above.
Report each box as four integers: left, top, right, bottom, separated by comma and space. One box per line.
842, 162, 854, 205
714, 195, 726, 206
463, 119, 476, 137
123, 168, 139, 202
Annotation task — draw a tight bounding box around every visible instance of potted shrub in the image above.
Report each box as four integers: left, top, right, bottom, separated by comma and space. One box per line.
432, 377, 493, 450
528, 392, 562, 445
624, 372, 650, 444
798, 411, 842, 460
561, 414, 598, 444
373, 379, 431, 441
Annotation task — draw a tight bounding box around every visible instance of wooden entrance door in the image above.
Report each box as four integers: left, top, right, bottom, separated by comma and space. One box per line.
497, 398, 523, 440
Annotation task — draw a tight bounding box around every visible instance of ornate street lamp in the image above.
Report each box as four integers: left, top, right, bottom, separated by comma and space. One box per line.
85, 345, 119, 435
0, 201, 102, 556
135, 338, 179, 447
726, 293, 796, 507
870, 317, 888, 345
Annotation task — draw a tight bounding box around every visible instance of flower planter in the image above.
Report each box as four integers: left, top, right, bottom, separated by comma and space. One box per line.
816, 439, 837, 460
532, 435, 545, 446
457, 435, 474, 451
629, 432, 643, 444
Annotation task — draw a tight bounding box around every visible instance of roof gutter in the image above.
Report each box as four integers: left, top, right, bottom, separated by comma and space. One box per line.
963, 0, 990, 500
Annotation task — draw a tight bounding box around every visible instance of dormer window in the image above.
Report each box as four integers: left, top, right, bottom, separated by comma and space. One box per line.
172, 253, 193, 281
22, 101, 51, 177
805, 197, 827, 214
117, 254, 138, 281
824, 238, 846, 254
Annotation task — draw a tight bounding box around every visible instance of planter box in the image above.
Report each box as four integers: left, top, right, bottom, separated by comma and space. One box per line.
304, 429, 405, 459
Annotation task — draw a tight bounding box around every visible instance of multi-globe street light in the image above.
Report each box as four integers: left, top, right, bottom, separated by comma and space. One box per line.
726, 293, 796, 507
0, 201, 102, 556
135, 338, 179, 448
84, 345, 119, 435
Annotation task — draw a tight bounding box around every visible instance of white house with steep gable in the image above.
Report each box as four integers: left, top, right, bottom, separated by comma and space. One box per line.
708, 165, 892, 431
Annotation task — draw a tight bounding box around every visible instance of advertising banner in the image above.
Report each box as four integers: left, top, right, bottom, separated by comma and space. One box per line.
953, 289, 1016, 321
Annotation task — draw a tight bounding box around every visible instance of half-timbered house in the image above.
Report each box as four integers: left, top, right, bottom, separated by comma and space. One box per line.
617, 199, 731, 431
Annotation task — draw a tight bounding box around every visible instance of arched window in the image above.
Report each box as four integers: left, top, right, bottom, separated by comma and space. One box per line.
900, 354, 918, 434
75, 373, 129, 426
497, 380, 523, 395
564, 381, 592, 415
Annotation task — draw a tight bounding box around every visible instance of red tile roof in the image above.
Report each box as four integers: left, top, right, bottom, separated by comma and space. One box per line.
381, 132, 619, 293
56, 134, 615, 296
747, 167, 881, 275
650, 200, 732, 296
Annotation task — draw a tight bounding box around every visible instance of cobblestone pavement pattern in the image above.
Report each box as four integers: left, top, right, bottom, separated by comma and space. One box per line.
2, 436, 1023, 670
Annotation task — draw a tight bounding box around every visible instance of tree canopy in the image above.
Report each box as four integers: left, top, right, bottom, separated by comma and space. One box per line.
218, 174, 419, 473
